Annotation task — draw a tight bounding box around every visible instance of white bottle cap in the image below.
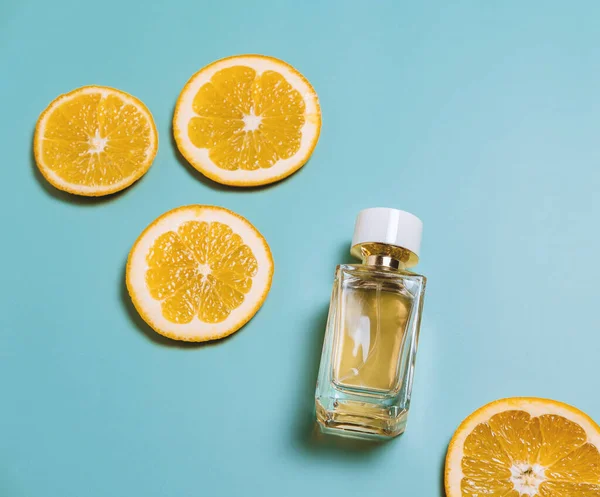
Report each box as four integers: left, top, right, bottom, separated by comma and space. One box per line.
351, 207, 423, 257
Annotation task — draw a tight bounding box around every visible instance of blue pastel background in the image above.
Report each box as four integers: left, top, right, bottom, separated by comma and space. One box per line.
2, 1, 600, 495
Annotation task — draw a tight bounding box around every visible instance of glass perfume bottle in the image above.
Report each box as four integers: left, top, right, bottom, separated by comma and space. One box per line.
315, 208, 426, 440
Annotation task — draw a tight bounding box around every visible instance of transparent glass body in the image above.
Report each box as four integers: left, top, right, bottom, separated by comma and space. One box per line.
315, 243, 426, 440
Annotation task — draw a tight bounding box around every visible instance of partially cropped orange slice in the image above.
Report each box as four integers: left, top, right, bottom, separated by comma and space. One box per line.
445, 398, 600, 497
173, 54, 321, 187
34, 86, 158, 196
126, 205, 273, 341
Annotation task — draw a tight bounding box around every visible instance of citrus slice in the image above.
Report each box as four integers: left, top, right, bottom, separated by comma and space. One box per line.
126, 205, 273, 341
445, 397, 600, 497
34, 86, 158, 196
173, 54, 321, 187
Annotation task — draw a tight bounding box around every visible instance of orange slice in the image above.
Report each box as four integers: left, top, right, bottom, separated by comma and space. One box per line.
445, 397, 600, 497
126, 205, 273, 342
34, 86, 158, 196
173, 54, 321, 187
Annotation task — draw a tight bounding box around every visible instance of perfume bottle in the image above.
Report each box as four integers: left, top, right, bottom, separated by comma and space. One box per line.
315, 208, 426, 440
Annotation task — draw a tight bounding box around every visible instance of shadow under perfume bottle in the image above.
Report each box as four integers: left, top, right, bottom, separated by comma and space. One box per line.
315, 208, 426, 440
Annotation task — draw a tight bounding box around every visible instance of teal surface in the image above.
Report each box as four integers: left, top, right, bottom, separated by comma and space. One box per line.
2, 1, 600, 495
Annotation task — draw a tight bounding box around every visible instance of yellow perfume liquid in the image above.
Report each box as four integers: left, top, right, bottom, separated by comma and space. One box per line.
315, 208, 426, 440
334, 287, 411, 392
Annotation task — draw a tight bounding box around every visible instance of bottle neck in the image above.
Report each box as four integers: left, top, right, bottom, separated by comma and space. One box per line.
363, 254, 404, 269
351, 242, 419, 269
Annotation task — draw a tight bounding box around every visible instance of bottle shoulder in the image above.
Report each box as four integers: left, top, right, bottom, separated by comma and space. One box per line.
336, 264, 426, 282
